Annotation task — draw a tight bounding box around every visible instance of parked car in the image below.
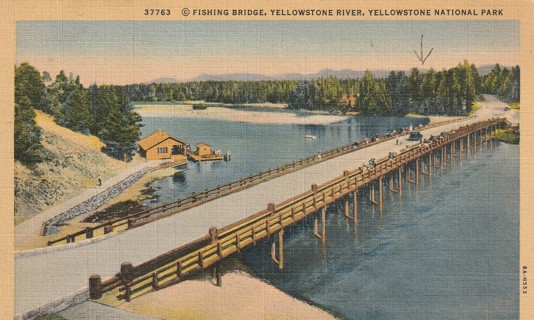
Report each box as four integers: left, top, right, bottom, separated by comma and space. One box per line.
407, 131, 423, 141
504, 107, 511, 111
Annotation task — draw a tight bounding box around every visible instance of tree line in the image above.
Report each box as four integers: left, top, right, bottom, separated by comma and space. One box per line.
14, 61, 519, 167
122, 61, 519, 116
15, 63, 143, 166
123, 80, 297, 104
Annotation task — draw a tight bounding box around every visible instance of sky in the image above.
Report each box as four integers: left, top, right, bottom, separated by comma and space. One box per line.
16, 20, 519, 85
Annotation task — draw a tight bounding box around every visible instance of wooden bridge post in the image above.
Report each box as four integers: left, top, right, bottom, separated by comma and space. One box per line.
278, 229, 284, 269
459, 138, 463, 159
215, 262, 222, 287
208, 227, 222, 285
415, 159, 419, 186
311, 184, 318, 209
344, 196, 350, 220
85, 227, 93, 239
474, 131, 477, 152
370, 181, 375, 204
379, 175, 383, 208
321, 207, 326, 257
89, 274, 102, 300
441, 147, 445, 169
398, 167, 402, 195
467, 133, 471, 158
104, 225, 113, 234
353, 190, 358, 224
209, 227, 219, 245
429, 153, 432, 180
121, 262, 134, 282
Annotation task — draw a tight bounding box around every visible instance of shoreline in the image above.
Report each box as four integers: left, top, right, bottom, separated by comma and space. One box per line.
115, 255, 339, 320
134, 104, 349, 125
135, 103, 464, 126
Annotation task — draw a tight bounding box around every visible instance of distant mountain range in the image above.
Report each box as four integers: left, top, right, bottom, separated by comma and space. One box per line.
147, 64, 505, 84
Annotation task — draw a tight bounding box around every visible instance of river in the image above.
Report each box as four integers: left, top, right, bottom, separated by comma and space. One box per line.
242, 141, 519, 320
141, 111, 518, 319
141, 113, 428, 204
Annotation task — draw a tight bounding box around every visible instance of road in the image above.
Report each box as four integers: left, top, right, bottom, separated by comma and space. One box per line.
14, 95, 515, 315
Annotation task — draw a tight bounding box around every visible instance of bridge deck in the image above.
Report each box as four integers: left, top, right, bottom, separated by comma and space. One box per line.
15, 95, 515, 315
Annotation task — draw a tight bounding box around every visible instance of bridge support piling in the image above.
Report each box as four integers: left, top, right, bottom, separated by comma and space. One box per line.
379, 176, 383, 208
467, 133, 471, 158
429, 153, 433, 180
370, 182, 375, 204
278, 229, 284, 269
313, 207, 327, 257
441, 147, 445, 169
415, 159, 419, 186
344, 196, 349, 220
215, 261, 222, 286
406, 163, 415, 184
321, 207, 326, 257
460, 138, 463, 159
398, 167, 403, 195
353, 190, 358, 223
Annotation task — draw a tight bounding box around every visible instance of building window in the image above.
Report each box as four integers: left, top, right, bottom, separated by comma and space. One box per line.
157, 147, 168, 154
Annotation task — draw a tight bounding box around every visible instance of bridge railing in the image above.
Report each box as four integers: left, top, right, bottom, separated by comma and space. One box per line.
47, 115, 470, 246
92, 118, 505, 302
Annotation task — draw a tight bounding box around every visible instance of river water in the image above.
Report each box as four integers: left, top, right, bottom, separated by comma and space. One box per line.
141, 112, 428, 203
241, 141, 519, 320
141, 110, 518, 319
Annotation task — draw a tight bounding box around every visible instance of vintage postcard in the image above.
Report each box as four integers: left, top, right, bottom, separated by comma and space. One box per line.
1, 0, 533, 319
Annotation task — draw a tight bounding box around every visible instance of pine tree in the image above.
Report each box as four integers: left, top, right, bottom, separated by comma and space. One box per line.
98, 89, 143, 161
15, 63, 46, 108
61, 87, 93, 133
14, 96, 42, 165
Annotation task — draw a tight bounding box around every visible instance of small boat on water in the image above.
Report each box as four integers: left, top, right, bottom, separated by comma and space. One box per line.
192, 104, 208, 110
305, 133, 317, 140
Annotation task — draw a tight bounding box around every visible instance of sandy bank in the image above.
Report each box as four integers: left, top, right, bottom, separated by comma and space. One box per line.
135, 104, 348, 125
118, 270, 337, 320
179, 101, 288, 109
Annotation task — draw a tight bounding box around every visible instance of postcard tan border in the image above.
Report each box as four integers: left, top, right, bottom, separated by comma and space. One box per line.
1, 0, 532, 319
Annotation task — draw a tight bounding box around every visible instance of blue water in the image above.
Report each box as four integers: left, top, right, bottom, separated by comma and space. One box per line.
141, 113, 428, 204
241, 142, 519, 320
141, 112, 518, 319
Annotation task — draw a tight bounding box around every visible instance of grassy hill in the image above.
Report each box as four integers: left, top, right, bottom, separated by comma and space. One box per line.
14, 111, 130, 224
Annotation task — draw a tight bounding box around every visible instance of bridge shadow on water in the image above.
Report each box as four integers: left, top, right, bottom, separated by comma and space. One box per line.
240, 141, 519, 320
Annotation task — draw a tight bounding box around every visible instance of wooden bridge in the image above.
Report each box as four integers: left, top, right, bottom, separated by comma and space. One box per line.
45, 117, 466, 246
87, 117, 508, 303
